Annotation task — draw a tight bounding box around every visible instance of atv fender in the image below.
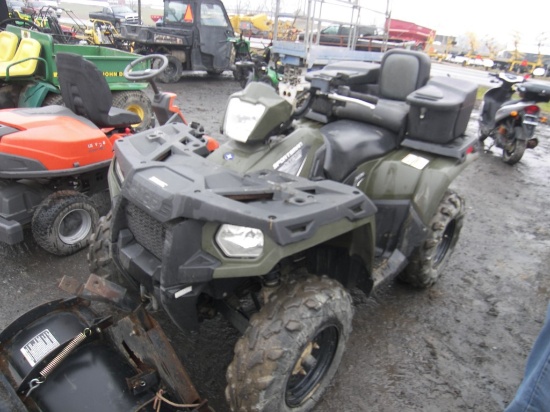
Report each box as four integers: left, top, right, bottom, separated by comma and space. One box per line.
356, 146, 476, 225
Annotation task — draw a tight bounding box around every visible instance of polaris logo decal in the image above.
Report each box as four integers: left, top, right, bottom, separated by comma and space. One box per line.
224, 152, 235, 160
273, 142, 304, 170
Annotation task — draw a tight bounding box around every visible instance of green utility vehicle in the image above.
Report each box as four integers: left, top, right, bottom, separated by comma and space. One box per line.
92, 49, 479, 411
119, 0, 234, 83
0, 25, 153, 130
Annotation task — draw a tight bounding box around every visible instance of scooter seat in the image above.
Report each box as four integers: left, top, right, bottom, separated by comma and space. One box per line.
321, 119, 399, 182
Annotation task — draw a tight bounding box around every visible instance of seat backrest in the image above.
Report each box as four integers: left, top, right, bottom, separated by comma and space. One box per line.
0, 31, 19, 63
56, 52, 113, 124
378, 49, 431, 101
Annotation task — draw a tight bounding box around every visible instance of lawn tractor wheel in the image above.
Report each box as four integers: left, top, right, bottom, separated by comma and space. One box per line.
226, 275, 353, 412
112, 91, 153, 132
398, 190, 465, 289
42, 93, 64, 106
32, 190, 99, 256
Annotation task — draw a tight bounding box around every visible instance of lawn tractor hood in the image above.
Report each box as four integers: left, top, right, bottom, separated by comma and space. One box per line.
0, 107, 115, 178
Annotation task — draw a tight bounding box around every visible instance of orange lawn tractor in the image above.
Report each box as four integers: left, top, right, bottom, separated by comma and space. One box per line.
0, 52, 217, 256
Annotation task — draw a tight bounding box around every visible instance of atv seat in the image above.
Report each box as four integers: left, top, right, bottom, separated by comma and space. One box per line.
0, 31, 19, 63
56, 52, 141, 128
0, 38, 42, 77
333, 49, 431, 135
322, 119, 399, 182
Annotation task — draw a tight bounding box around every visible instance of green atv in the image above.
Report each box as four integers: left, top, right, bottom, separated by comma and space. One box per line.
90, 49, 479, 411
0, 25, 153, 131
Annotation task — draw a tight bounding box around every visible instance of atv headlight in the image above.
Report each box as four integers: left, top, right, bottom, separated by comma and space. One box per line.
216, 224, 264, 258
223, 98, 266, 142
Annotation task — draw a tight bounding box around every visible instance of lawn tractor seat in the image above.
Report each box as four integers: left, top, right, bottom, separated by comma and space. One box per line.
333, 48, 431, 135
0, 31, 18, 63
56, 52, 141, 128
0, 38, 42, 77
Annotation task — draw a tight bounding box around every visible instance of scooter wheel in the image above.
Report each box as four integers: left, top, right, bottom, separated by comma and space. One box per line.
32, 191, 99, 256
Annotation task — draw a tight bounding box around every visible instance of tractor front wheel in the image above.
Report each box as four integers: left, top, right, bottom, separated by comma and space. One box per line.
32, 191, 99, 256
226, 275, 353, 412
112, 91, 153, 132
42, 93, 64, 106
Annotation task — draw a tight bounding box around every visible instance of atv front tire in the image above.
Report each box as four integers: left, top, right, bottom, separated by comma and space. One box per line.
112, 91, 153, 132
87, 210, 116, 277
32, 191, 99, 256
398, 190, 465, 288
226, 275, 353, 412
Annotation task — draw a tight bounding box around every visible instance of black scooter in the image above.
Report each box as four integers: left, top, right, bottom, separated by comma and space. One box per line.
478, 72, 550, 165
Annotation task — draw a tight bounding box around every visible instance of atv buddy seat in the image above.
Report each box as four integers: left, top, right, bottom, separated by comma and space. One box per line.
333, 48, 431, 135
0, 38, 42, 77
321, 50, 431, 181
0, 31, 19, 63
56, 52, 141, 128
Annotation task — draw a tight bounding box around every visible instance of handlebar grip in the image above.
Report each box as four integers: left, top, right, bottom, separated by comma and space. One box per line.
337, 85, 378, 105
348, 90, 378, 105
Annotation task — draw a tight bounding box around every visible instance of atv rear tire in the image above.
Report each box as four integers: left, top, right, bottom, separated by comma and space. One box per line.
112, 91, 153, 132
32, 191, 99, 256
226, 275, 353, 412
87, 210, 117, 277
158, 56, 182, 84
398, 190, 465, 289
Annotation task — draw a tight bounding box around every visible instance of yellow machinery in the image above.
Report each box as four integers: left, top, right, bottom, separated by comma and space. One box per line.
229, 13, 299, 41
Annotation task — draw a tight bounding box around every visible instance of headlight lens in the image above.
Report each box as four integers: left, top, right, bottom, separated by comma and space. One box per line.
224, 98, 266, 142
215, 224, 264, 258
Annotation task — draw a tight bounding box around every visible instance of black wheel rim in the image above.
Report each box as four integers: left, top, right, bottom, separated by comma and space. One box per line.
165, 62, 177, 78
285, 325, 339, 407
434, 219, 456, 266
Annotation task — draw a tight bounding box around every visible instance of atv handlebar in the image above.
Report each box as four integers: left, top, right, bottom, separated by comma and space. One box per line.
336, 86, 378, 106
326, 92, 376, 110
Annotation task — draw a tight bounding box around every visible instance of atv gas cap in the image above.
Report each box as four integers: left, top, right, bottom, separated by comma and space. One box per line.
222, 82, 292, 144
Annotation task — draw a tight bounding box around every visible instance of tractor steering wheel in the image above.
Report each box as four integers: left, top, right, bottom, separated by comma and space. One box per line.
123, 54, 169, 81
